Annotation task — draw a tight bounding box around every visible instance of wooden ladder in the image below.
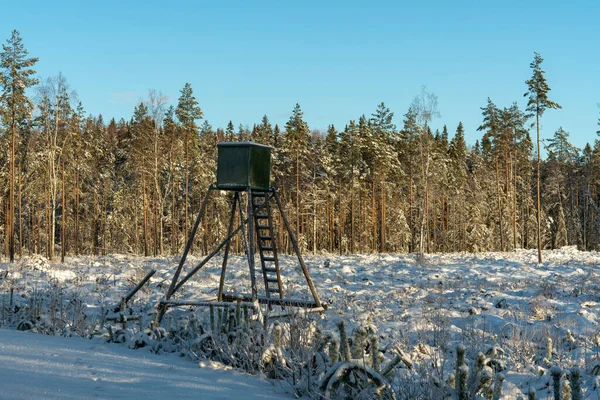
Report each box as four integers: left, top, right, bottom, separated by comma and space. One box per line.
251, 191, 284, 300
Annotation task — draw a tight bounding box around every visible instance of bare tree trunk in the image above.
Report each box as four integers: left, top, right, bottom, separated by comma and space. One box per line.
81, 200, 87, 254
583, 184, 588, 250
25, 203, 29, 255
93, 185, 99, 256
142, 158, 149, 257
74, 168, 79, 255
513, 152, 518, 249
132, 198, 138, 253
154, 130, 162, 256
3, 201, 6, 260
46, 181, 51, 259
171, 163, 176, 255
496, 156, 504, 251
328, 195, 332, 252
3, 201, 7, 259
350, 188, 355, 253
424, 181, 429, 253
61, 157, 66, 263
337, 195, 342, 255
418, 133, 430, 256
371, 181, 376, 252
536, 112, 543, 263
441, 196, 446, 251
102, 184, 108, 255
332, 195, 336, 252
359, 184, 363, 252
296, 152, 300, 235
380, 183, 386, 252
36, 203, 41, 254
49, 107, 59, 262
409, 156, 414, 252
18, 163, 22, 259
185, 129, 189, 253
153, 194, 162, 257
432, 199, 437, 252
8, 114, 15, 262
313, 188, 317, 254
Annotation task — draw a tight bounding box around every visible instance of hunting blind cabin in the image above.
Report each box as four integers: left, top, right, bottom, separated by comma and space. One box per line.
155, 142, 324, 324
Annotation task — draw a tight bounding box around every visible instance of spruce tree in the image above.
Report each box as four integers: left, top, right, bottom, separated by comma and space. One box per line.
131, 102, 153, 255
226, 120, 235, 141
322, 125, 339, 252
547, 127, 580, 247
524, 52, 561, 263
547, 127, 579, 165
478, 98, 507, 250
283, 104, 311, 237
338, 121, 360, 253
370, 102, 396, 135
398, 108, 419, 251
449, 122, 467, 164
581, 143, 599, 249
175, 83, 203, 247
0, 30, 38, 262
237, 123, 247, 141
441, 125, 449, 150
258, 115, 273, 146
449, 122, 468, 249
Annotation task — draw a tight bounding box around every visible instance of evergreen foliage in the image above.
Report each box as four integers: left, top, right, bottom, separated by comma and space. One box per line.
0, 33, 598, 258
0, 30, 38, 262
525, 52, 562, 263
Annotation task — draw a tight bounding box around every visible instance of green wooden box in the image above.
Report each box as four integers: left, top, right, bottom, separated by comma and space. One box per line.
216, 142, 272, 190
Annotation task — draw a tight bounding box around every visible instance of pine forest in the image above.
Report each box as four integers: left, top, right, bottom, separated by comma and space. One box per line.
1, 30, 599, 264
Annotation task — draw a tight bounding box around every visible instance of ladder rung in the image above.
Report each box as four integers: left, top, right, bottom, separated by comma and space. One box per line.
266, 277, 279, 283
260, 246, 274, 251
264, 267, 277, 273
257, 225, 270, 230
255, 214, 269, 218
268, 288, 281, 293
259, 236, 272, 241
263, 257, 276, 262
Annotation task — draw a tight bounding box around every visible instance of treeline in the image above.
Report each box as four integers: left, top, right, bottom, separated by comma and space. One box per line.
1, 30, 600, 262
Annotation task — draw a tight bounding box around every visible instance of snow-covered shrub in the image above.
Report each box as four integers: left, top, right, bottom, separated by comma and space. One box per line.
485, 335, 507, 372
261, 323, 289, 379
451, 344, 501, 400
501, 320, 537, 372
107, 325, 128, 343
320, 361, 394, 400
317, 320, 404, 399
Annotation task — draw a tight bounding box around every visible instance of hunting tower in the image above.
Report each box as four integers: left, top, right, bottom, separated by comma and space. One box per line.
156, 142, 323, 323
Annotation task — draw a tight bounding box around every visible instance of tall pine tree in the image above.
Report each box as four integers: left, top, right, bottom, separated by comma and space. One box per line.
175, 83, 203, 245
524, 52, 561, 263
0, 30, 38, 262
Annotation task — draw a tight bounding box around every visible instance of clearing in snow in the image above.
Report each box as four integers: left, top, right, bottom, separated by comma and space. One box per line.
1, 246, 600, 398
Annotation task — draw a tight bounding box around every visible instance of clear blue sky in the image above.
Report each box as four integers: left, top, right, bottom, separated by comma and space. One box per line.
5, 0, 600, 151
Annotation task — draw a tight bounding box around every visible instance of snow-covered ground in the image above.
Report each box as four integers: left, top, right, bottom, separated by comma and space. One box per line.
0, 329, 290, 400
2, 246, 600, 398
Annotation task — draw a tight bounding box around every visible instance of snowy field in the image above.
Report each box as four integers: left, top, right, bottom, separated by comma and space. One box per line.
1, 247, 600, 398
0, 329, 290, 399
